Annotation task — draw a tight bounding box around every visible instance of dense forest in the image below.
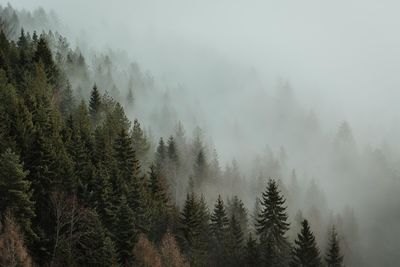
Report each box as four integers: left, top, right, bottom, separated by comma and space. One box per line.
2, 2, 400, 266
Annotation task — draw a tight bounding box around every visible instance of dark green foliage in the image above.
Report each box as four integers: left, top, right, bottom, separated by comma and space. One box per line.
226, 215, 244, 267
210, 195, 229, 241
131, 119, 150, 161
0, 149, 35, 238
178, 193, 209, 266
209, 195, 229, 266
89, 84, 102, 127
227, 195, 248, 234
114, 195, 138, 264
244, 233, 260, 267
194, 148, 207, 187
147, 164, 170, 242
156, 137, 167, 170
33, 36, 58, 85
75, 210, 119, 267
291, 219, 322, 267
325, 226, 344, 267
59, 81, 75, 117
256, 178, 291, 266
167, 135, 179, 166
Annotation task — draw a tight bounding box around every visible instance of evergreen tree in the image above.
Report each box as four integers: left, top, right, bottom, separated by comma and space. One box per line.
244, 233, 260, 267
179, 193, 207, 266
167, 135, 179, 166
113, 128, 148, 230
256, 178, 290, 266
147, 164, 170, 242
89, 84, 102, 127
59, 81, 75, 117
210, 195, 229, 241
0, 149, 35, 238
131, 119, 150, 161
156, 137, 167, 171
209, 195, 229, 266
194, 148, 207, 187
114, 195, 137, 264
227, 195, 248, 234
75, 210, 119, 267
325, 226, 344, 267
291, 219, 322, 267
226, 214, 244, 267
33, 36, 58, 85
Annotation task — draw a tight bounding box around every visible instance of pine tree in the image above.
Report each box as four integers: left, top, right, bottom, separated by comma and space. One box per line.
325, 226, 344, 267
148, 164, 169, 205
89, 84, 102, 127
156, 137, 167, 171
179, 193, 202, 265
244, 233, 260, 267
59, 81, 75, 117
114, 128, 147, 232
75, 210, 119, 267
210, 195, 229, 241
194, 149, 207, 187
0, 149, 35, 238
227, 195, 248, 234
131, 119, 150, 161
114, 128, 140, 188
33, 36, 58, 85
114, 195, 138, 264
148, 164, 170, 242
256, 178, 290, 266
291, 219, 322, 267
209, 195, 229, 266
226, 214, 244, 267
167, 135, 179, 166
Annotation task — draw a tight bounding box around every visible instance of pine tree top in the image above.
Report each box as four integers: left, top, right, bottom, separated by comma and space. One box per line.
325, 226, 344, 267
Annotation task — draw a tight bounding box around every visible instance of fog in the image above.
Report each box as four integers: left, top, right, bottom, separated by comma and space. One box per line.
5, 0, 400, 266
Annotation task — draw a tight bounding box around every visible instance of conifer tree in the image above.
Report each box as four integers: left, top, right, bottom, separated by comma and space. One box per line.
168, 135, 179, 166
256, 178, 290, 266
131, 119, 150, 161
114, 195, 138, 264
227, 195, 248, 234
114, 128, 147, 231
89, 84, 102, 127
179, 193, 203, 265
325, 226, 344, 267
226, 214, 244, 267
194, 149, 207, 187
75, 210, 119, 267
210, 195, 229, 241
0, 149, 35, 238
156, 137, 167, 170
244, 233, 260, 267
147, 164, 170, 242
33, 36, 58, 85
59, 81, 75, 117
209, 195, 229, 266
291, 219, 322, 267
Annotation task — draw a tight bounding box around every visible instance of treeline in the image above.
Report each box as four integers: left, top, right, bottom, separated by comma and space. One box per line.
0, 26, 347, 267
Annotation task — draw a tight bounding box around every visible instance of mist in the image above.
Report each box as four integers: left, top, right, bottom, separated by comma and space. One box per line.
4, 0, 400, 266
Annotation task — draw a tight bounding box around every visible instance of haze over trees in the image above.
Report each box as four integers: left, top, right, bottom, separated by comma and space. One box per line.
0, 2, 399, 266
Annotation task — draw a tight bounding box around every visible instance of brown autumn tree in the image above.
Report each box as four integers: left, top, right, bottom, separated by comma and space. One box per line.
0, 211, 33, 267
132, 234, 162, 267
160, 231, 190, 267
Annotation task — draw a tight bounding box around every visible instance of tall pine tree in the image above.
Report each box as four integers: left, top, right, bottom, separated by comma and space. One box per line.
256, 178, 290, 266
325, 226, 344, 267
291, 219, 322, 267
